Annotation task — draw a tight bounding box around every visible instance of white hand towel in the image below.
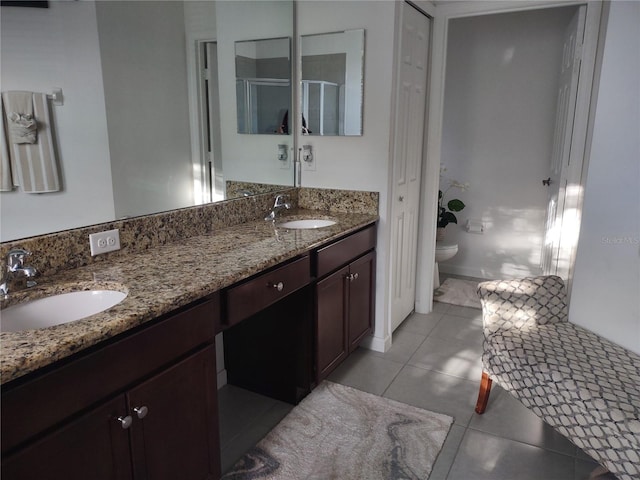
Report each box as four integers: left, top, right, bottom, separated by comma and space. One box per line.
1, 92, 61, 193
4, 91, 37, 144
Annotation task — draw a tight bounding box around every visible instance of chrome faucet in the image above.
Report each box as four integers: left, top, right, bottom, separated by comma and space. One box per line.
1, 248, 38, 296
265, 194, 291, 221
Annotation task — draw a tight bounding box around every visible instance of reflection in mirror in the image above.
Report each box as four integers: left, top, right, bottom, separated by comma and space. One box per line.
300, 29, 365, 136
235, 37, 291, 135
0, 0, 294, 242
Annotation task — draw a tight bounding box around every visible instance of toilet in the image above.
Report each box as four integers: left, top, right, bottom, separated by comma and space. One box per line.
434, 242, 458, 288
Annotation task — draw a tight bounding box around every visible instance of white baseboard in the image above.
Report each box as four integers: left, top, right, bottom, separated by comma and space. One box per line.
439, 263, 491, 280
360, 333, 392, 353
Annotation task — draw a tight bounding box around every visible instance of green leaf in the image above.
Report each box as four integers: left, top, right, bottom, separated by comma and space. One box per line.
447, 199, 465, 212
438, 211, 458, 228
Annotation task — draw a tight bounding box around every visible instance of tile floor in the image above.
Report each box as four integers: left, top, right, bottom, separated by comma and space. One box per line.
218, 276, 616, 479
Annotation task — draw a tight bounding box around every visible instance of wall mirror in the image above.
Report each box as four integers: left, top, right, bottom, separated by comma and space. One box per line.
235, 37, 291, 135
300, 29, 365, 136
0, 0, 294, 242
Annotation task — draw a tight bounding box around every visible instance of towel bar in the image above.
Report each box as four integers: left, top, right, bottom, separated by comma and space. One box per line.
46, 88, 63, 106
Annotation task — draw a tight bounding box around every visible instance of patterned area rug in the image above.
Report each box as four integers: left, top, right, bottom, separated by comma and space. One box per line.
434, 278, 482, 309
222, 381, 453, 480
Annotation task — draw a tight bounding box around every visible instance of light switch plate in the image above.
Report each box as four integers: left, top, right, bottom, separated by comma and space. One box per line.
89, 229, 121, 256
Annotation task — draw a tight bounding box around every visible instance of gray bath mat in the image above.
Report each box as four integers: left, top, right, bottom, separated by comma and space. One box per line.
222, 381, 453, 479
434, 278, 482, 309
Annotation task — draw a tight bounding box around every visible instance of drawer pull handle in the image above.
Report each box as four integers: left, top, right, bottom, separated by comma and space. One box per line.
270, 281, 284, 292
133, 406, 148, 419
116, 415, 133, 429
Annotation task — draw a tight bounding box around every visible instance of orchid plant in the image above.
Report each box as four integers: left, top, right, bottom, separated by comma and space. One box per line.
438, 166, 469, 228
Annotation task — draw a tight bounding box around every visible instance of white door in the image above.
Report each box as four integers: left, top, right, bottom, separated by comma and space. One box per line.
541, 6, 585, 279
198, 41, 224, 202
390, 4, 430, 332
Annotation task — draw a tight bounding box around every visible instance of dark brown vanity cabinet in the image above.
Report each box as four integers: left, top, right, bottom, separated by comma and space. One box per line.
1, 297, 221, 480
315, 225, 376, 381
222, 255, 314, 404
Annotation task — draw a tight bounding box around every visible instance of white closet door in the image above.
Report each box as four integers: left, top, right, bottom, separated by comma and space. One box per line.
390, 3, 430, 332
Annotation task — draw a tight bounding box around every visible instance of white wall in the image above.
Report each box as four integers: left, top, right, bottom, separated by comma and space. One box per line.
216, 1, 294, 187
570, 1, 640, 355
297, 0, 397, 351
438, 7, 575, 279
0, 2, 115, 241
95, 1, 194, 219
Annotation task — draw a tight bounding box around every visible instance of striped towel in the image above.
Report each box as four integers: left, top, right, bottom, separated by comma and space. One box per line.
0, 100, 13, 191
1, 91, 61, 193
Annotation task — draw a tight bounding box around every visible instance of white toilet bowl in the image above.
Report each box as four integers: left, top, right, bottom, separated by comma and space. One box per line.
434, 242, 458, 288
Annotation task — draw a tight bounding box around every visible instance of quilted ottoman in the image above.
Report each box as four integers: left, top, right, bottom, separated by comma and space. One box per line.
475, 275, 640, 480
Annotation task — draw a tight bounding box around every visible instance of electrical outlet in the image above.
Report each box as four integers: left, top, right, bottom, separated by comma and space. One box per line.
302, 145, 315, 171
89, 229, 121, 256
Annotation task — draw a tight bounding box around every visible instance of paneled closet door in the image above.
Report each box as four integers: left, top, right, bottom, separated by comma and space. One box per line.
390, 3, 430, 332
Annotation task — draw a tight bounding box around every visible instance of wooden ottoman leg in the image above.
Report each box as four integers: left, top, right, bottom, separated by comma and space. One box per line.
475, 371, 493, 414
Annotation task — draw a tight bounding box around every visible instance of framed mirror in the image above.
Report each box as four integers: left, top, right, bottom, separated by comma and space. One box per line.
0, 0, 294, 242
235, 37, 291, 135
300, 29, 365, 136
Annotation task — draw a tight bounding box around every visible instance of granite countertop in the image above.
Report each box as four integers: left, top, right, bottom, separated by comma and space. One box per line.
0, 209, 377, 385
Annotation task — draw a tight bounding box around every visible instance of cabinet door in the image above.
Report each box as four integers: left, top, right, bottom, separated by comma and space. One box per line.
348, 251, 375, 352
1, 396, 133, 480
316, 265, 349, 381
128, 345, 220, 480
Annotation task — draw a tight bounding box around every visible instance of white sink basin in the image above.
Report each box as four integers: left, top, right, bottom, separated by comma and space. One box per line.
1, 290, 127, 333
278, 219, 336, 229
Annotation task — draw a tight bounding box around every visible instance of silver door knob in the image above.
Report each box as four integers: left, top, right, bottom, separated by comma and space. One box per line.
353, 273, 359, 280
271, 281, 284, 291
133, 406, 148, 419
116, 415, 133, 429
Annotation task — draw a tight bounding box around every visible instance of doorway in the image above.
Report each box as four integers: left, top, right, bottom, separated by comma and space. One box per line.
438, 6, 579, 280
415, 1, 604, 314
197, 41, 225, 203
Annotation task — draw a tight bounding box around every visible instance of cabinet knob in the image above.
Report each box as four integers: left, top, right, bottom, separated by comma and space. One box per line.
116, 415, 133, 429
133, 406, 149, 419
353, 273, 359, 280
270, 281, 284, 292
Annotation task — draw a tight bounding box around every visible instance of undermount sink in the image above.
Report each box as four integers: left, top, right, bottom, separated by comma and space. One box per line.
0, 290, 127, 333
278, 219, 336, 229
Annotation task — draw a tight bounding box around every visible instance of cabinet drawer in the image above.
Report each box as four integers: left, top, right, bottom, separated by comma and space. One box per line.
1, 294, 219, 454
316, 224, 376, 278
225, 256, 311, 327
